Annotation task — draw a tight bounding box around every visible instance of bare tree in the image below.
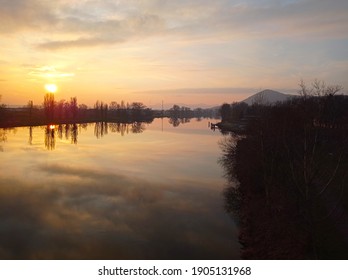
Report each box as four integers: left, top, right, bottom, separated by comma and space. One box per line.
43, 93, 55, 121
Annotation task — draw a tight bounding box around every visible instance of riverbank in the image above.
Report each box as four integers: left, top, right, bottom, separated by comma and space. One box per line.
220, 96, 348, 259
237, 139, 308, 259
0, 108, 155, 128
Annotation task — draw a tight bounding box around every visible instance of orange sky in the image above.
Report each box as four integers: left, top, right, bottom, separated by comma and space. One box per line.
0, 0, 347, 108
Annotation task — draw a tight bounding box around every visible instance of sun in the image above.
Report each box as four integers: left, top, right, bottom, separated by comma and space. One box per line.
45, 84, 58, 93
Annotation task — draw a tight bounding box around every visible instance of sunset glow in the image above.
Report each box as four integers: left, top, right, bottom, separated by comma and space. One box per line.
0, 0, 347, 107
45, 84, 58, 93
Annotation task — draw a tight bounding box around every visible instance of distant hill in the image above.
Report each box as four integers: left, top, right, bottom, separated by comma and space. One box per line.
241, 89, 293, 105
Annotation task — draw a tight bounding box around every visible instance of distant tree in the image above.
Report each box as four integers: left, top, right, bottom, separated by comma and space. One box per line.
43, 93, 55, 121
78, 104, 88, 120
0, 95, 3, 106
70, 97, 78, 120
79, 104, 88, 110
94, 100, 108, 120
220, 103, 231, 122
231, 102, 249, 121
194, 108, 203, 120
0, 95, 6, 122
109, 101, 119, 110
56, 100, 65, 120
170, 104, 181, 118
130, 102, 147, 120
27, 100, 34, 123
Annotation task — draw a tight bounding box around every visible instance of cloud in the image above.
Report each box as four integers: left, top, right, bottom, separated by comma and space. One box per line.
1, 0, 347, 94
0, 164, 239, 259
36, 13, 166, 49
0, 0, 57, 33
37, 37, 117, 50
135, 87, 258, 95
1, 0, 347, 50
24, 65, 75, 79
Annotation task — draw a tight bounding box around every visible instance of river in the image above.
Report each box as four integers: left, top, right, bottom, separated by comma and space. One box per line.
0, 118, 240, 259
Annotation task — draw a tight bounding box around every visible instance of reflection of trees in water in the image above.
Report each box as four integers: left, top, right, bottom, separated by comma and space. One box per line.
79, 123, 88, 133
64, 124, 71, 140
57, 124, 78, 144
108, 123, 129, 136
44, 124, 79, 150
71, 124, 78, 144
0, 129, 7, 143
45, 125, 55, 150
168, 117, 191, 127
57, 125, 63, 139
0, 128, 16, 152
5, 121, 147, 150
0, 128, 7, 152
169, 117, 180, 127
28, 127, 33, 145
131, 122, 145, 134
94, 122, 108, 138
107, 122, 146, 136
219, 136, 243, 224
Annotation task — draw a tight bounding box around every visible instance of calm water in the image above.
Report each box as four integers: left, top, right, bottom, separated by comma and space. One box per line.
0, 118, 240, 259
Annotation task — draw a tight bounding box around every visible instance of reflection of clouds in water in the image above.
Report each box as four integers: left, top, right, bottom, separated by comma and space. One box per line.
0, 164, 239, 259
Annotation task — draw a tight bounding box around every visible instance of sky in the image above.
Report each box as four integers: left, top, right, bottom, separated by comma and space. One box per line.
0, 0, 347, 108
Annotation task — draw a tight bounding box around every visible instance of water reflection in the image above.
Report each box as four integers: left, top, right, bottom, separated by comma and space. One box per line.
56, 124, 78, 144
168, 117, 191, 127
4, 119, 221, 151
0, 118, 240, 259
0, 165, 238, 259
31, 122, 151, 149
0, 128, 17, 152
219, 136, 243, 225
94, 122, 108, 139
28, 127, 33, 145
130, 122, 145, 134
0, 128, 7, 151
94, 122, 146, 138
44, 125, 56, 150
109, 122, 129, 136
71, 124, 78, 144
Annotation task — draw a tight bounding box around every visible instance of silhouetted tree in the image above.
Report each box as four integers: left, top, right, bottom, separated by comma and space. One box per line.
78, 104, 88, 120
220, 80, 348, 259
27, 100, 34, 124
130, 102, 146, 120
70, 97, 78, 120
220, 103, 231, 122
43, 93, 55, 121
56, 99, 65, 121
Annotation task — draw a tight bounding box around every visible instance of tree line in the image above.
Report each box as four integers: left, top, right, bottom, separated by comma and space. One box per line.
220, 80, 348, 259
0, 93, 218, 127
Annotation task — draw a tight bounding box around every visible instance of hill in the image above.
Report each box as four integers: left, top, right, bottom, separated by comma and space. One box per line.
241, 89, 293, 105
